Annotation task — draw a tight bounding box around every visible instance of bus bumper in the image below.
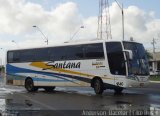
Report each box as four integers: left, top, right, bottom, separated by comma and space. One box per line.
125, 79, 149, 88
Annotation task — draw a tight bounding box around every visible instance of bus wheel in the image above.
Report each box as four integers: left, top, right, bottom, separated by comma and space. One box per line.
44, 87, 55, 92
93, 78, 104, 95
25, 78, 37, 92
114, 88, 123, 94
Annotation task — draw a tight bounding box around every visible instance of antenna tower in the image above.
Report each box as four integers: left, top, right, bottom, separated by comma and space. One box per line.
97, 0, 112, 40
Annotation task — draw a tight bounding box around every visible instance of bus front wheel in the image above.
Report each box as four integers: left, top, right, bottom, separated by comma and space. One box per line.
93, 78, 104, 95
25, 78, 38, 92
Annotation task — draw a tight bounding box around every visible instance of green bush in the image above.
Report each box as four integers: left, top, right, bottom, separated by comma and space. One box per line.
149, 75, 160, 81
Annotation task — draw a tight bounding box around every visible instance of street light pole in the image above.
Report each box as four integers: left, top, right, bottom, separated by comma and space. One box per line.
0, 48, 6, 67
70, 26, 84, 40
115, 0, 125, 41
12, 40, 20, 48
33, 26, 48, 45
0, 58, 2, 68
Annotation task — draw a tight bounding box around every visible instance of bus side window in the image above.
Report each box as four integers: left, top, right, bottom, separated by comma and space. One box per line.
13, 52, 20, 62
7, 52, 14, 63
20, 50, 35, 62
34, 48, 49, 61
65, 45, 84, 60
49, 47, 66, 61
84, 43, 104, 59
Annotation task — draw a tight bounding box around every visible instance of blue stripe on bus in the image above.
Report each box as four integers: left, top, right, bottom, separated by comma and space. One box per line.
32, 77, 68, 82
6, 64, 91, 83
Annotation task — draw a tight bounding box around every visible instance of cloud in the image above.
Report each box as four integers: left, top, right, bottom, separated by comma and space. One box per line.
0, 0, 83, 49
108, 2, 160, 48
0, 0, 160, 51
0, 0, 45, 35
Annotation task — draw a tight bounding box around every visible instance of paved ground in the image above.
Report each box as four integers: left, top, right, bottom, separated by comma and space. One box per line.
0, 76, 160, 116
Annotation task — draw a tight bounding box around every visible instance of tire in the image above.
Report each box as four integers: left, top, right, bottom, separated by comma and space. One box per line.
93, 78, 104, 95
114, 88, 123, 94
25, 78, 38, 92
44, 87, 56, 92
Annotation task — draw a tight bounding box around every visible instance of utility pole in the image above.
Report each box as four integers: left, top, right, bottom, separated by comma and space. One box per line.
97, 0, 112, 40
151, 38, 156, 72
151, 38, 156, 54
115, 0, 124, 41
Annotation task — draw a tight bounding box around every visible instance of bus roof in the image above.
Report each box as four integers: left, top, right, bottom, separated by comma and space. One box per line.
7, 38, 140, 51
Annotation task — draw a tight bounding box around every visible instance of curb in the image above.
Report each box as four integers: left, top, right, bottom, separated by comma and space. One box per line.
150, 81, 160, 83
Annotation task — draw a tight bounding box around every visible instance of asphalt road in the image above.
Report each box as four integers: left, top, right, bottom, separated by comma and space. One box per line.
0, 78, 160, 116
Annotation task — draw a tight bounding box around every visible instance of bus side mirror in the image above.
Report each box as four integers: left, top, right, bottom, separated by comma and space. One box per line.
123, 50, 133, 60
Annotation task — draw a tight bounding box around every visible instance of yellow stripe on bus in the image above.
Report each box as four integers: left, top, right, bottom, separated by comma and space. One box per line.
30, 62, 112, 80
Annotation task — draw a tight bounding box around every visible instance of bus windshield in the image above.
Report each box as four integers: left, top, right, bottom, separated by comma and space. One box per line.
123, 42, 149, 76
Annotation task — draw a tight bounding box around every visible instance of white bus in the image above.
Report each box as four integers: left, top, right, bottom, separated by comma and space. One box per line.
6, 39, 150, 94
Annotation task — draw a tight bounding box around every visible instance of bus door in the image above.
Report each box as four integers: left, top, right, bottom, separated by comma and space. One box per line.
106, 42, 126, 87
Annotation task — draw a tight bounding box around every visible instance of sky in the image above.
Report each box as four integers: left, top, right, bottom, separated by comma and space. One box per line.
0, 0, 160, 65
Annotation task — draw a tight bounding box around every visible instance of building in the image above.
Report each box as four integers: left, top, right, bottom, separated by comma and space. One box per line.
149, 52, 160, 75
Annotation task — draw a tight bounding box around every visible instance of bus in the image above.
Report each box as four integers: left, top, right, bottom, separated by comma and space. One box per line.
6, 39, 150, 94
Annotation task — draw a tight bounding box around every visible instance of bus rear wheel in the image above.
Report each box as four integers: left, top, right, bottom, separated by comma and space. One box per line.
93, 78, 104, 95
44, 87, 56, 92
25, 78, 38, 92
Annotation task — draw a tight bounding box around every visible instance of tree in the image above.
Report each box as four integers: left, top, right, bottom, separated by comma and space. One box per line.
146, 50, 153, 59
